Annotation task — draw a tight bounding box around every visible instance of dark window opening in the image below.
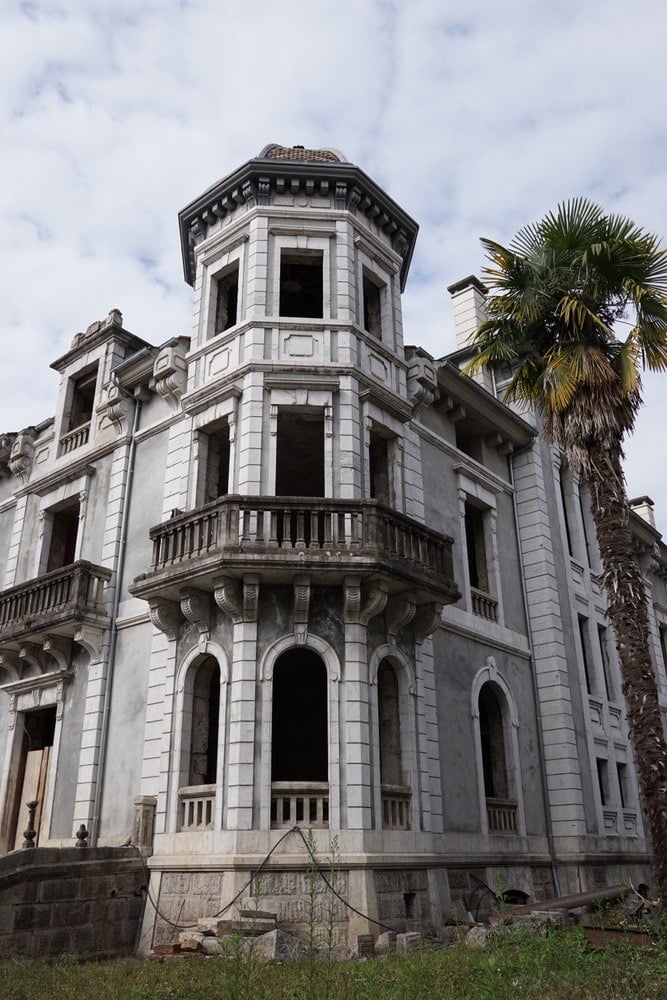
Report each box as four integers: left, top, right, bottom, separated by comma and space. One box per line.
201, 424, 230, 503
578, 616, 593, 694
362, 273, 383, 339
404, 892, 416, 919
214, 263, 239, 333
465, 502, 489, 592
275, 412, 324, 497
68, 367, 98, 431
578, 484, 593, 566
616, 762, 628, 809
660, 626, 667, 677
188, 657, 220, 786
558, 467, 573, 556
271, 648, 327, 782
597, 625, 613, 701
369, 433, 391, 505
279, 252, 323, 318
378, 661, 403, 786
46, 499, 80, 572
596, 758, 608, 807
479, 684, 508, 799
10, 707, 56, 850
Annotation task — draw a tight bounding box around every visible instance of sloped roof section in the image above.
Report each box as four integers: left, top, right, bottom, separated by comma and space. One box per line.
260, 143, 346, 163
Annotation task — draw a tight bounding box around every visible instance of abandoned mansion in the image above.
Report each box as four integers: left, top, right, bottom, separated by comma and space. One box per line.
1, 144, 667, 950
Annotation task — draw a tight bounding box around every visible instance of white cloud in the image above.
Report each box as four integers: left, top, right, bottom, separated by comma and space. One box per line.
2, 0, 667, 531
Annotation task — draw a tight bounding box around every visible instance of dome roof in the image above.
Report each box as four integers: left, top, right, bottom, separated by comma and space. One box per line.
259, 143, 346, 163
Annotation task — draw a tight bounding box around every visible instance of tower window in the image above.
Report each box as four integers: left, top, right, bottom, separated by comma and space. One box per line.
68, 366, 98, 431
362, 272, 383, 339
46, 498, 80, 572
214, 262, 239, 333
279, 252, 323, 318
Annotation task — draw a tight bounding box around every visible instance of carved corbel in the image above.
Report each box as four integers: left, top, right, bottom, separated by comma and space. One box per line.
413, 603, 443, 645
18, 643, 44, 676
152, 341, 188, 411
42, 636, 71, 672
180, 588, 211, 651
293, 575, 311, 645
73, 625, 105, 660
344, 576, 389, 625
148, 598, 182, 641
9, 429, 36, 484
0, 651, 21, 685
105, 382, 135, 433
242, 575, 260, 623
214, 576, 243, 623
407, 358, 438, 414
385, 593, 416, 644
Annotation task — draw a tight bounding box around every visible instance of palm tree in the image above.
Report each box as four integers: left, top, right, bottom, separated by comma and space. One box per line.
464, 198, 667, 904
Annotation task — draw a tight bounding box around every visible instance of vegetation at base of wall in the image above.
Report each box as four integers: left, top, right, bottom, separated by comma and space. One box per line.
2, 928, 666, 1000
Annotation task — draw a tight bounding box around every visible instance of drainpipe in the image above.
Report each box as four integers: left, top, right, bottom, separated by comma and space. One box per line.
90, 387, 142, 846
508, 447, 562, 897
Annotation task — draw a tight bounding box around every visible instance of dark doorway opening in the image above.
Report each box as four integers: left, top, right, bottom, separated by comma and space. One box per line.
275, 412, 325, 498
271, 648, 327, 782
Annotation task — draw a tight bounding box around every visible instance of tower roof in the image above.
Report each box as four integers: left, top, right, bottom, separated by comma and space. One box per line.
259, 143, 347, 163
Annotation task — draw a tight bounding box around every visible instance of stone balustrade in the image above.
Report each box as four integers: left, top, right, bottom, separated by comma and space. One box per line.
381, 784, 412, 830
471, 587, 498, 622
134, 496, 457, 603
486, 797, 518, 834
178, 784, 215, 831
59, 421, 91, 455
0, 560, 111, 643
271, 781, 329, 828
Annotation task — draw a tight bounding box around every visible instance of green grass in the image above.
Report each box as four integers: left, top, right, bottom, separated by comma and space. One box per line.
1, 928, 666, 1000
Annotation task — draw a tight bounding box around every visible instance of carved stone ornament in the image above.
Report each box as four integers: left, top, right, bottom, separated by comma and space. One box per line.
344, 576, 389, 625
385, 593, 417, 643
105, 382, 135, 433
0, 651, 21, 685
42, 636, 71, 672
148, 598, 182, 640
9, 429, 36, 484
407, 358, 438, 413
413, 603, 443, 645
180, 588, 211, 650
293, 575, 311, 645
153, 342, 188, 410
73, 625, 106, 660
213, 576, 243, 623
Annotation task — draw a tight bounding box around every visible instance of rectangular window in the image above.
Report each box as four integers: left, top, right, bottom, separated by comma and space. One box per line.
616, 762, 628, 809
275, 412, 324, 497
279, 252, 323, 318
465, 502, 489, 593
578, 616, 593, 694
362, 272, 383, 339
578, 484, 593, 566
46, 498, 80, 572
558, 466, 573, 556
597, 625, 613, 701
199, 424, 231, 504
659, 626, 667, 678
369, 432, 391, 505
68, 367, 97, 431
596, 758, 608, 807
214, 262, 239, 334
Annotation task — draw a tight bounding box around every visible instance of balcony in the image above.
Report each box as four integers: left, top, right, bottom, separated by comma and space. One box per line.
178, 784, 215, 831
132, 495, 459, 604
471, 587, 498, 622
0, 561, 111, 646
271, 781, 329, 828
381, 784, 412, 830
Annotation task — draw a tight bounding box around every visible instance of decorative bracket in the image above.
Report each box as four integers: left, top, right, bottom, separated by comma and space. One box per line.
148, 598, 182, 641
413, 603, 443, 645
42, 636, 72, 672
385, 593, 416, 644
180, 588, 211, 651
344, 576, 389, 625
0, 651, 21, 685
214, 575, 260, 624
9, 429, 36, 484
73, 625, 106, 660
293, 575, 311, 645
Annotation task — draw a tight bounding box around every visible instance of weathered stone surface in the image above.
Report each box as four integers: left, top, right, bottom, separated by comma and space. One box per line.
465, 926, 489, 948
202, 936, 224, 955
441, 925, 468, 946
197, 917, 230, 936
376, 930, 397, 953
355, 933, 375, 958
251, 928, 301, 960
396, 931, 421, 953
230, 916, 280, 937
179, 931, 205, 951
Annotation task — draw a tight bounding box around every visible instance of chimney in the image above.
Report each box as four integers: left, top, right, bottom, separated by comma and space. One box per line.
447, 275, 487, 349
629, 496, 656, 529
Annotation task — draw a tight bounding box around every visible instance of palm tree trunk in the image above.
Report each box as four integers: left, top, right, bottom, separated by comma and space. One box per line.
586, 443, 667, 906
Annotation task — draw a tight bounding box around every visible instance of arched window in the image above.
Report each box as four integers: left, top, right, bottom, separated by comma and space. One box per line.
271, 648, 328, 828
478, 682, 516, 833
377, 658, 411, 830
188, 656, 220, 786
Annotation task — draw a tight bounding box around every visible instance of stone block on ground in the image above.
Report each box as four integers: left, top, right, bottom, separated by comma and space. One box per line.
441, 925, 468, 946
230, 916, 277, 937
376, 930, 397, 953
355, 933, 375, 958
251, 928, 301, 960
202, 936, 223, 955
179, 930, 204, 952
198, 917, 231, 936
238, 908, 277, 922
465, 925, 489, 948
396, 931, 421, 954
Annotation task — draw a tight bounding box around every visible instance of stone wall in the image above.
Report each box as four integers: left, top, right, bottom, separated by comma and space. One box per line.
0, 846, 145, 959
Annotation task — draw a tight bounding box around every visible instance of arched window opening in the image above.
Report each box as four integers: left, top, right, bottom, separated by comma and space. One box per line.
189, 657, 220, 786
478, 683, 516, 834
179, 656, 220, 833
10, 707, 56, 850
378, 659, 411, 830
271, 648, 328, 828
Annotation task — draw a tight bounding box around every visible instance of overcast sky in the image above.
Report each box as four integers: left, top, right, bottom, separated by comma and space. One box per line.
2, 0, 667, 532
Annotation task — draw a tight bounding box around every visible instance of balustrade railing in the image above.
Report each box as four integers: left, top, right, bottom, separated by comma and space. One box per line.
471, 587, 498, 622
59, 421, 91, 455
271, 781, 329, 828
381, 784, 412, 830
0, 561, 111, 636
486, 797, 518, 834
148, 496, 454, 584
178, 784, 215, 831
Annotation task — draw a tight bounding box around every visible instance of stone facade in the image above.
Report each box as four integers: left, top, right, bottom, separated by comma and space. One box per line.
1, 145, 665, 954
